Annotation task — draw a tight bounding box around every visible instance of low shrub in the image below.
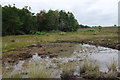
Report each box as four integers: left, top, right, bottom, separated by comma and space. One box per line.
98, 26, 102, 32
59, 32, 66, 35
30, 30, 47, 35
30, 30, 36, 34
35, 31, 46, 35
83, 29, 96, 32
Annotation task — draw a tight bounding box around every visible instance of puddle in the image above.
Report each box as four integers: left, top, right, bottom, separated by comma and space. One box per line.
3, 44, 119, 78
10, 61, 24, 76
76, 44, 118, 72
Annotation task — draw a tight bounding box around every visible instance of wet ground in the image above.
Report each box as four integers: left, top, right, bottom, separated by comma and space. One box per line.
2, 43, 119, 78
2, 43, 75, 66
75, 44, 118, 72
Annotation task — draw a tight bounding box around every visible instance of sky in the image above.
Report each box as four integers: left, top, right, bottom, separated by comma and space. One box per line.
0, 0, 119, 26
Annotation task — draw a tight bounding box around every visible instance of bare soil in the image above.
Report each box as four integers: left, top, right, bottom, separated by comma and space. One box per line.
56, 39, 120, 50
2, 43, 75, 66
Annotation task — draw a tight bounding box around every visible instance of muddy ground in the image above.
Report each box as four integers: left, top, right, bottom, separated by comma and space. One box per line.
2, 41, 120, 79
56, 39, 120, 50
2, 37, 120, 66
2, 43, 75, 66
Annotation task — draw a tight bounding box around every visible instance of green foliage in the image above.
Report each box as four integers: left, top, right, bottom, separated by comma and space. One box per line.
35, 31, 46, 35
30, 30, 36, 34
30, 30, 46, 35
2, 5, 84, 36
79, 24, 90, 28
2, 5, 36, 36
83, 29, 96, 32
2, 5, 23, 35
59, 32, 66, 35
98, 26, 102, 32
50, 30, 61, 33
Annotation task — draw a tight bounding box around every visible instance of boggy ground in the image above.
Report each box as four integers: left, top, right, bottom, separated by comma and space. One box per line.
2, 27, 120, 79
2, 43, 119, 79
56, 38, 119, 50
2, 43, 75, 66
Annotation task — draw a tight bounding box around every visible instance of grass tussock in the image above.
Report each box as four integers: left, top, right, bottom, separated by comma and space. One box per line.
80, 59, 99, 74
80, 59, 100, 78
107, 59, 118, 72
83, 70, 100, 79
102, 71, 118, 78
103, 59, 118, 78
28, 63, 58, 78
80, 59, 118, 79
61, 62, 76, 78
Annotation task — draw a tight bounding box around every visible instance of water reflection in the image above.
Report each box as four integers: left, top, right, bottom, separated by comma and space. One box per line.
5, 44, 119, 78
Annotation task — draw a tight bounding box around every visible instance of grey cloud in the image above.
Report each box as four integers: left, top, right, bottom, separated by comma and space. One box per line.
1, 0, 119, 26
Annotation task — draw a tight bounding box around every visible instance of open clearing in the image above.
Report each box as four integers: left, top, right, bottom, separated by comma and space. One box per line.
2, 27, 119, 51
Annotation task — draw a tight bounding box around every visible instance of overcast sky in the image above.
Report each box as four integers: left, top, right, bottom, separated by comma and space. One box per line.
1, 0, 119, 26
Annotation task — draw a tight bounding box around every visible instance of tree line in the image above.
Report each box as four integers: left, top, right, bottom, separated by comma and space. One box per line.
2, 5, 90, 36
